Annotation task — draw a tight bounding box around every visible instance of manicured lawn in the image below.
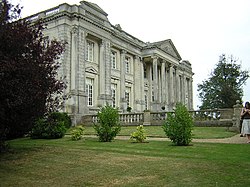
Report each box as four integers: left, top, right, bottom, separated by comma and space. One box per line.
81, 126, 237, 139
1, 134, 249, 187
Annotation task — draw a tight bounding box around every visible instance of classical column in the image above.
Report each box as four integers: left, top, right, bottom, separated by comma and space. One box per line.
176, 68, 180, 102
120, 50, 126, 111
191, 78, 194, 109
169, 64, 174, 108
158, 68, 162, 103
189, 77, 193, 110
186, 78, 191, 109
134, 55, 141, 111
184, 77, 188, 106
165, 63, 169, 109
161, 61, 166, 105
148, 64, 152, 110
179, 74, 183, 103
152, 56, 159, 111
153, 56, 158, 100
181, 74, 185, 104
140, 59, 145, 111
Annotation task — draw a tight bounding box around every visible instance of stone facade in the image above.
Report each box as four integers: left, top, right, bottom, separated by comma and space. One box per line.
27, 1, 194, 123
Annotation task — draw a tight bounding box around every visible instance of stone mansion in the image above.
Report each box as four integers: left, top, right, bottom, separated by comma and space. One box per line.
27, 1, 194, 122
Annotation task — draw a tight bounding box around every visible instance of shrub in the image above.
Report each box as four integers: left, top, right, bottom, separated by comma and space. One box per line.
44, 119, 66, 139
94, 105, 121, 142
71, 126, 85, 141
30, 118, 47, 139
30, 113, 67, 139
163, 103, 194, 146
130, 125, 147, 143
48, 112, 72, 129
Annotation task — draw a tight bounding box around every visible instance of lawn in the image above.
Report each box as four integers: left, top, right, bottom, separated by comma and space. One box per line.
1, 128, 249, 187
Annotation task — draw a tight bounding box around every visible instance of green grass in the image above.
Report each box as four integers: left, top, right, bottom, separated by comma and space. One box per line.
80, 126, 237, 139
1, 136, 250, 187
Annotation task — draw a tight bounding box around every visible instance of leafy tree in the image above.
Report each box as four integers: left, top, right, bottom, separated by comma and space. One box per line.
0, 0, 66, 148
197, 54, 249, 109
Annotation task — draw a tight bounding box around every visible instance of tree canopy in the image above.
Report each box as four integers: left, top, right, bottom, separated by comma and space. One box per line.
0, 0, 66, 144
197, 54, 249, 109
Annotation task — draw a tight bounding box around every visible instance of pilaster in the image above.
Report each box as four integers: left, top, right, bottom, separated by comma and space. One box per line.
104, 40, 112, 104
98, 40, 106, 106
161, 60, 166, 106
120, 49, 126, 111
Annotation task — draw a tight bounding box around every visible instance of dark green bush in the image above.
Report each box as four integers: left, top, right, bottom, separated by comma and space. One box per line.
94, 105, 121, 142
30, 118, 47, 139
163, 103, 194, 146
48, 112, 72, 129
30, 112, 68, 139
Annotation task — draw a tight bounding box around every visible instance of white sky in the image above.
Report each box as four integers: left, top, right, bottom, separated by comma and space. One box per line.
11, 0, 250, 109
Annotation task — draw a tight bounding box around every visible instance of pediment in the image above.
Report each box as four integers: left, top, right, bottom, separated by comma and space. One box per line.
153, 39, 182, 60
85, 66, 98, 74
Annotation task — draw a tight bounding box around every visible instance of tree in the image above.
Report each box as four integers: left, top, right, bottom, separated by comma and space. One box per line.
197, 54, 249, 109
0, 0, 66, 148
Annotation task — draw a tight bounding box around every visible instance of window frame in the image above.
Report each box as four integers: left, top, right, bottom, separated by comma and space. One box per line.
125, 56, 130, 73
111, 51, 117, 69
111, 84, 117, 108
86, 78, 94, 106
86, 40, 94, 62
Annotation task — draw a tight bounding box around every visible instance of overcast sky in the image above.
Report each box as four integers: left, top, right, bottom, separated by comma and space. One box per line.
11, 0, 250, 109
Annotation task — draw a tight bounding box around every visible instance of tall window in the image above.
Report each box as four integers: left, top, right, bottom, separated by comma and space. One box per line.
86, 41, 94, 62
111, 84, 117, 107
125, 87, 131, 108
111, 51, 117, 69
86, 78, 94, 106
125, 57, 130, 73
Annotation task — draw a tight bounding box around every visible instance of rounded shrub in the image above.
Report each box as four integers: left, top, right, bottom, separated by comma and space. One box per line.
163, 103, 194, 146
71, 126, 85, 141
30, 112, 68, 139
48, 112, 72, 129
130, 125, 147, 143
30, 118, 47, 139
94, 105, 121, 142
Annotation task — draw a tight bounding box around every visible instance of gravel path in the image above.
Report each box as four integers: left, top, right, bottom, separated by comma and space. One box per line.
112, 134, 249, 144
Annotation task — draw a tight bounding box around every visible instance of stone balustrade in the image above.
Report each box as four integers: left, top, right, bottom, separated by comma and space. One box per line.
80, 101, 242, 132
